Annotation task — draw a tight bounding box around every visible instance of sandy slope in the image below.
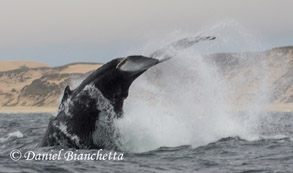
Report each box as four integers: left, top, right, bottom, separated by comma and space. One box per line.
0, 62, 102, 113
59, 63, 102, 74
0, 60, 48, 72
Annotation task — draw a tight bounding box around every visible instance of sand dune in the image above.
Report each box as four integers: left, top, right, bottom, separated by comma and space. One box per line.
0, 60, 48, 72
0, 62, 101, 113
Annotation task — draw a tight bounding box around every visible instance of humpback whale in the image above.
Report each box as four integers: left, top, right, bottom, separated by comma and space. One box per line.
39, 36, 215, 149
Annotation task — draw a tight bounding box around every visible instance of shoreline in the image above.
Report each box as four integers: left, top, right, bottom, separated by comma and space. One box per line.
1, 104, 293, 114
0, 106, 57, 114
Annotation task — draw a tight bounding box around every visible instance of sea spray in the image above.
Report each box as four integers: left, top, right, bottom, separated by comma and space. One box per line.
116, 54, 246, 152
115, 21, 273, 152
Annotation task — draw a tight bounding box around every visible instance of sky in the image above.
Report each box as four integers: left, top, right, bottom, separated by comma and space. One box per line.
0, 0, 292, 66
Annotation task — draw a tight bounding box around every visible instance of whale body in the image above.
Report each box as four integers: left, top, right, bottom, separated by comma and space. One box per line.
39, 36, 216, 149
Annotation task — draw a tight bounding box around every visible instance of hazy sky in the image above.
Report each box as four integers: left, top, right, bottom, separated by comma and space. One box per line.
0, 0, 292, 66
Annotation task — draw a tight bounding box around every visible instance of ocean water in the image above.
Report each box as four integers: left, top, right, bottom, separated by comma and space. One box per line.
0, 113, 293, 173
1, 21, 293, 172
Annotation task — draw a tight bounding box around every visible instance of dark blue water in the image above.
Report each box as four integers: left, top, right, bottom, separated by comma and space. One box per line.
0, 113, 293, 172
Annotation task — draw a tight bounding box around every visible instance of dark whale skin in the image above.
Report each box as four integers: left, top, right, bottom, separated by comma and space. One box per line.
39, 56, 159, 149
39, 36, 216, 149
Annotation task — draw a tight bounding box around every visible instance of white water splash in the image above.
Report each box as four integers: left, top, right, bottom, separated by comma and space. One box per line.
0, 131, 24, 143
116, 21, 273, 152
8, 131, 23, 138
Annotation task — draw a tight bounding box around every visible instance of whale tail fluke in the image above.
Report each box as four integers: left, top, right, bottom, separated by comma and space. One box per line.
150, 35, 216, 61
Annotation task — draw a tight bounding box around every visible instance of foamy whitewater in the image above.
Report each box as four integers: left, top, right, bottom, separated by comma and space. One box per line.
1, 21, 293, 172
116, 21, 272, 152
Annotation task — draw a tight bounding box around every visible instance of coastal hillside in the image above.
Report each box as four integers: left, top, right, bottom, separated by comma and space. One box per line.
0, 46, 293, 113
0, 62, 102, 113
205, 46, 293, 111
0, 60, 48, 72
